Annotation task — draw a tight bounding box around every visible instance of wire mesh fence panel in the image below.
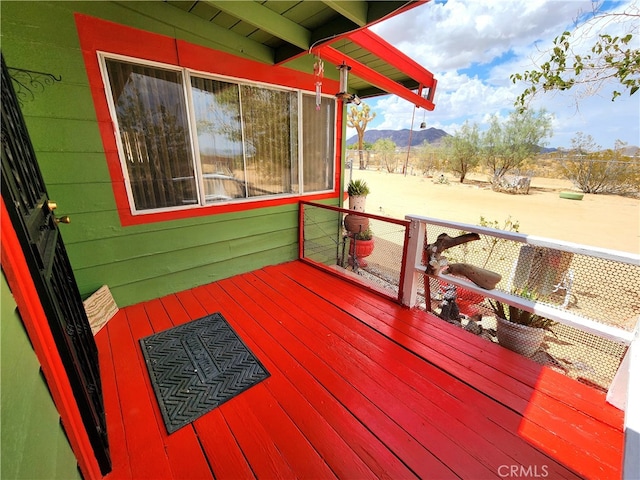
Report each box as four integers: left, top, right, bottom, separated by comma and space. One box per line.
302, 206, 344, 266
416, 219, 639, 391
301, 202, 409, 301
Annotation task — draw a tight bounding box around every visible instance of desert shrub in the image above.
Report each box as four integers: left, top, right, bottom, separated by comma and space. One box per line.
446, 216, 520, 268
372, 138, 398, 173
477, 216, 520, 268
414, 144, 446, 176
561, 156, 640, 197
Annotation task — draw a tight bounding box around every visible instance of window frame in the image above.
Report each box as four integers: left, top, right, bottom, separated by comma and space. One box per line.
98, 52, 337, 217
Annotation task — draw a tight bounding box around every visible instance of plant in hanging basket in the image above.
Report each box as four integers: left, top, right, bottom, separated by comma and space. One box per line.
345, 179, 371, 231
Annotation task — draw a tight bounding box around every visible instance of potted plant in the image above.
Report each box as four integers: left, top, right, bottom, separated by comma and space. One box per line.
344, 179, 370, 234
347, 179, 370, 212
348, 227, 374, 267
487, 290, 555, 357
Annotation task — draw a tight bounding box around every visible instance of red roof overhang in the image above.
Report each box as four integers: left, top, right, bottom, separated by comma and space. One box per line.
311, 28, 437, 110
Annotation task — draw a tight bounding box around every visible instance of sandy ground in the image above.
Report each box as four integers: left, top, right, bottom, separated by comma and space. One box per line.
353, 170, 640, 254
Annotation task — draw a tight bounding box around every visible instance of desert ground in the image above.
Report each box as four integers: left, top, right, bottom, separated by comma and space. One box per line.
351, 169, 640, 254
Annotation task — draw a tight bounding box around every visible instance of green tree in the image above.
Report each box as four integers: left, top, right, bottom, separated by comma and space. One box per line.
347, 103, 376, 169
482, 109, 552, 188
373, 138, 397, 173
511, 3, 640, 108
442, 121, 481, 183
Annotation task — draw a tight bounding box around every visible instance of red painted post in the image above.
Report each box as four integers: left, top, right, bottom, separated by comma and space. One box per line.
1, 198, 102, 479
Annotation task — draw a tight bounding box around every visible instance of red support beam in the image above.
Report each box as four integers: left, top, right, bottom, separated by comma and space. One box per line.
347, 29, 435, 86
313, 45, 436, 110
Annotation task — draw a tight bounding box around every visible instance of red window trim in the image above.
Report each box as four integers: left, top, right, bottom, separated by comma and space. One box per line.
75, 14, 342, 226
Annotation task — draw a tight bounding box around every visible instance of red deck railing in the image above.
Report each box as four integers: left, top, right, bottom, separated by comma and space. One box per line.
299, 201, 411, 303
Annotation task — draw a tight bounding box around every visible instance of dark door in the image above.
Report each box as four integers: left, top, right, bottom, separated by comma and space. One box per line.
1, 55, 111, 474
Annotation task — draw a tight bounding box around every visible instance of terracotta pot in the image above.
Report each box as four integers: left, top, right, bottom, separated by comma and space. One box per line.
496, 316, 545, 357
348, 194, 366, 212
344, 214, 370, 235
348, 238, 374, 267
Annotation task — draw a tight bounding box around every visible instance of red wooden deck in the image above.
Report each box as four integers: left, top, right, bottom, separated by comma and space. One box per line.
95, 261, 623, 479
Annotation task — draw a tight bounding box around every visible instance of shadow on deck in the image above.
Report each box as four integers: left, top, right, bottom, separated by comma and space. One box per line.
96, 261, 623, 479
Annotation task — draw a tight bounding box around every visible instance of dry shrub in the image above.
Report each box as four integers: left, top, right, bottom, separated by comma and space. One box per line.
561, 157, 640, 197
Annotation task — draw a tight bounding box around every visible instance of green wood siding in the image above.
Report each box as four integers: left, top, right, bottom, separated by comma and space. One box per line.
1, 272, 82, 480
1, 1, 339, 307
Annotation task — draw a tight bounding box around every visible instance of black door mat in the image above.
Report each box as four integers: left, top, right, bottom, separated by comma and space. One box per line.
139, 312, 270, 434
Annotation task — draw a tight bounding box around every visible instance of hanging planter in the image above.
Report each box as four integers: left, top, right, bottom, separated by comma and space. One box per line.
344, 214, 369, 234
348, 194, 367, 212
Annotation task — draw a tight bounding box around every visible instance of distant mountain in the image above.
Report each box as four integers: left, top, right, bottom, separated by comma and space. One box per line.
346, 128, 639, 154
540, 147, 558, 154
346, 128, 450, 148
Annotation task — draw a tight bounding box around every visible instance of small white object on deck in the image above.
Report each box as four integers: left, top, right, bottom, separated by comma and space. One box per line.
83, 285, 119, 335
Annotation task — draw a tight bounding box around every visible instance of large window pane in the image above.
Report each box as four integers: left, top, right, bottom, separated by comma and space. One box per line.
302, 94, 335, 192
240, 85, 298, 197
191, 77, 246, 202
104, 59, 196, 210
104, 55, 336, 215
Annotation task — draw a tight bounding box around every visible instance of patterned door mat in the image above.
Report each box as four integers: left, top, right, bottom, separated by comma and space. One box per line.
139, 312, 270, 434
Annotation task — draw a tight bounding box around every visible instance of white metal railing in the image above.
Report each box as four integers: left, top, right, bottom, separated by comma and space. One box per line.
623, 325, 640, 479
607, 324, 640, 480
402, 215, 639, 344
402, 214, 640, 478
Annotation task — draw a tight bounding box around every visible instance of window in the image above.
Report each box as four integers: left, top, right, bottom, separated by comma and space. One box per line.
102, 56, 336, 213
302, 95, 335, 192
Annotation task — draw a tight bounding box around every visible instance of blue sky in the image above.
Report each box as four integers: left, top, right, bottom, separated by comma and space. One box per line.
351, 0, 639, 150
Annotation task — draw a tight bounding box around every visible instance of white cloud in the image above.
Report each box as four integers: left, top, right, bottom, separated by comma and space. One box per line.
356, 0, 640, 148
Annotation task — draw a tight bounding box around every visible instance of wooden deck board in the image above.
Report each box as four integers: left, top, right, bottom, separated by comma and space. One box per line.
98, 261, 623, 479
208, 279, 449, 479
277, 262, 622, 478
193, 283, 396, 480
281, 265, 622, 474
231, 272, 506, 478
251, 267, 582, 477
95, 323, 131, 479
